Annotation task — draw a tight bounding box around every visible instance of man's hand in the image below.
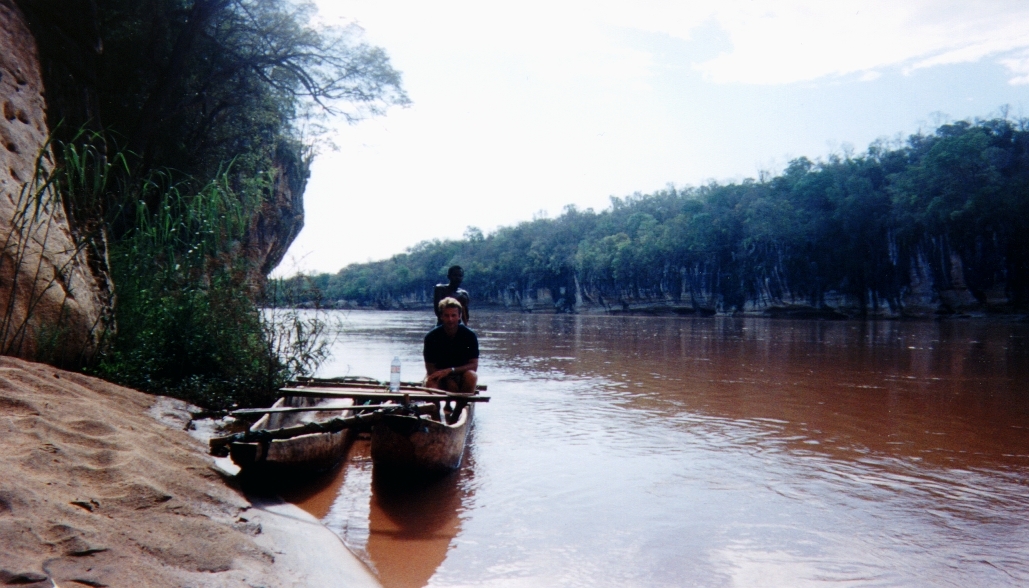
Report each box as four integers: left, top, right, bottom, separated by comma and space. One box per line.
425, 368, 451, 389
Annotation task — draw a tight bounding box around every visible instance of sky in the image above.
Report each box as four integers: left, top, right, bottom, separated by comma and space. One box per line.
275, 0, 1029, 276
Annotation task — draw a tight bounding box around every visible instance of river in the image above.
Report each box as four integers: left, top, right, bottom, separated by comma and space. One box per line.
282, 310, 1029, 588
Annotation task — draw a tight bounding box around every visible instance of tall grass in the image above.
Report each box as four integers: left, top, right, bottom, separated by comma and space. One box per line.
45, 134, 333, 409
0, 134, 111, 366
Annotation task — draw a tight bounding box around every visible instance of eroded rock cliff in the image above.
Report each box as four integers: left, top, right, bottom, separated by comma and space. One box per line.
0, 0, 110, 366
242, 143, 307, 294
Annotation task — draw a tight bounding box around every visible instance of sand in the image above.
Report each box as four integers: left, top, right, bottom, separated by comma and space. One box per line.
0, 356, 380, 587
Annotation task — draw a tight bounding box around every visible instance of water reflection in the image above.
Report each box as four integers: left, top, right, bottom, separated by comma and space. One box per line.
298, 311, 1029, 587
367, 448, 471, 588
277, 459, 350, 519
306, 436, 473, 588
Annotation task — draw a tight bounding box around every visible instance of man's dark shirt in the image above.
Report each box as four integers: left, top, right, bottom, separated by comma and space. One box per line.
424, 324, 479, 369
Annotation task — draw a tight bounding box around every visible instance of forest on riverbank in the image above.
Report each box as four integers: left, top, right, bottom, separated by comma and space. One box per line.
276, 117, 1029, 317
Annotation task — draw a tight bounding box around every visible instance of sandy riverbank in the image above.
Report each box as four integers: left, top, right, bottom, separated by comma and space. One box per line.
0, 356, 379, 587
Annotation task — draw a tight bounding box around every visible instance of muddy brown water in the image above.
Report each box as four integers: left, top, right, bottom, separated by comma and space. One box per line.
285, 310, 1029, 587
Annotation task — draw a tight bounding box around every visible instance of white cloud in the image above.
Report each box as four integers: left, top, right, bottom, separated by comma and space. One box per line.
590, 0, 1029, 85
319, 1, 1029, 86
999, 50, 1029, 85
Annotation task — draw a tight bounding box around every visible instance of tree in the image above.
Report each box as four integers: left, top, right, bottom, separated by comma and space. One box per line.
22, 0, 410, 216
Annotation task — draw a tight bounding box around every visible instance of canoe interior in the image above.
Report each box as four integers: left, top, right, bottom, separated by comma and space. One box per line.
229, 395, 355, 477
370, 402, 474, 476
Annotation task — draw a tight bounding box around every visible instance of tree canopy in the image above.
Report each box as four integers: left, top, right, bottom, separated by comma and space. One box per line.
23, 0, 409, 203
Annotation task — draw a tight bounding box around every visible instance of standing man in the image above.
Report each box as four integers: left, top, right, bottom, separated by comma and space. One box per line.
424, 298, 478, 392
433, 265, 470, 324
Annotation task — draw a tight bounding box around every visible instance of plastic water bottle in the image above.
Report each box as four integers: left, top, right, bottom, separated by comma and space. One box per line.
389, 356, 401, 391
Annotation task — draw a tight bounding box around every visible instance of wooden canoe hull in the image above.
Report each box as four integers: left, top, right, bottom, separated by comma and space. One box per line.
229, 396, 355, 477
370, 404, 473, 475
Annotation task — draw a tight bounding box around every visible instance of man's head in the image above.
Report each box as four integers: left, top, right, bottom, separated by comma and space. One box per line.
438, 297, 463, 333
447, 265, 464, 286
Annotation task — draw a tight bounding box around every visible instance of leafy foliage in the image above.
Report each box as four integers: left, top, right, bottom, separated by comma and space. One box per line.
51, 144, 327, 408
94, 166, 252, 394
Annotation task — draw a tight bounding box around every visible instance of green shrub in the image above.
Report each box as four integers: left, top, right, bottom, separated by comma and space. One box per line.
62, 146, 331, 409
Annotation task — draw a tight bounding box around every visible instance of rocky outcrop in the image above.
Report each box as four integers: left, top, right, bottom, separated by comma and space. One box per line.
242, 142, 308, 293
0, 0, 110, 367
448, 251, 1015, 318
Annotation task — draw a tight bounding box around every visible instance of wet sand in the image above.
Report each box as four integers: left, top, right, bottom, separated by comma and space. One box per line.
0, 356, 379, 587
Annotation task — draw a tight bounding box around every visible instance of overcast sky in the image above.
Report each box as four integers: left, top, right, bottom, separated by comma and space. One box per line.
276, 0, 1029, 276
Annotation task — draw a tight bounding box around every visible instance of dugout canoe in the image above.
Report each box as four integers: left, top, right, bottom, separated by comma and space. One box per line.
218, 377, 488, 478
227, 394, 356, 477
370, 395, 475, 475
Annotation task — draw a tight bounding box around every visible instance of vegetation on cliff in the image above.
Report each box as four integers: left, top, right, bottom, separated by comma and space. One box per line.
19, 0, 408, 407
277, 117, 1029, 316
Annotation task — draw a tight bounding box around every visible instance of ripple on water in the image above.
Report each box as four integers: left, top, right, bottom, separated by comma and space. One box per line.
295, 310, 1029, 588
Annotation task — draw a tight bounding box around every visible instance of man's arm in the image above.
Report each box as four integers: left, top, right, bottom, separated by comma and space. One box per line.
432, 284, 446, 317
424, 332, 438, 381
424, 359, 448, 388
425, 358, 477, 377
458, 290, 470, 324
424, 358, 478, 388
450, 358, 478, 375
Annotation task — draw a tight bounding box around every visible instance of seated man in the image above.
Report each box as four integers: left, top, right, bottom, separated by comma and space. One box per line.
423, 297, 479, 393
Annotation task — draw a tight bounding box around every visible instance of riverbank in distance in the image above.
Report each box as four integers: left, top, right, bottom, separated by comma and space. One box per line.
284, 298, 1029, 321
